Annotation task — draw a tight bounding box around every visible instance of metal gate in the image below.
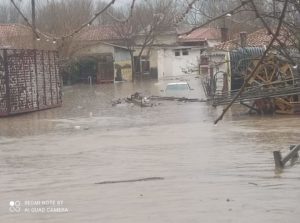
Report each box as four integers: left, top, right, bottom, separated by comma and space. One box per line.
0, 49, 62, 116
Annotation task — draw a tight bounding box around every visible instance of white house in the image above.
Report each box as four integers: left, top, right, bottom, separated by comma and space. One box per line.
134, 27, 222, 80
157, 46, 201, 78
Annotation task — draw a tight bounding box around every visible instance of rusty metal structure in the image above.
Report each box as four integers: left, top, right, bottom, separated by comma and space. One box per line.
0, 49, 62, 116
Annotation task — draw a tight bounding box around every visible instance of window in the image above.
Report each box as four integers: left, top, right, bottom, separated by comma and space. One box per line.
134, 56, 150, 75
175, 50, 180, 56
182, 49, 189, 56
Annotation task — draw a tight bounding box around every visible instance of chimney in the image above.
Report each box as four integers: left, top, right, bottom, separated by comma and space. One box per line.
220, 27, 229, 43
240, 32, 247, 47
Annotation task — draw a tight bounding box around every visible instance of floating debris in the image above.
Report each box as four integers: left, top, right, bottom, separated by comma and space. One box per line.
112, 92, 206, 107
150, 96, 207, 102
125, 92, 154, 107
95, 177, 164, 185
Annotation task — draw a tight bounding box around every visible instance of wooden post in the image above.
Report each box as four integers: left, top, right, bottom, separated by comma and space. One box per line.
273, 145, 300, 169
273, 151, 283, 168
32, 0, 36, 49
282, 145, 300, 165
290, 145, 299, 158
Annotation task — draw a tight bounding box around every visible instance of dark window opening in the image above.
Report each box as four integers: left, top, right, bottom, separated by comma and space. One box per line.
175, 50, 180, 56
134, 56, 150, 75
182, 49, 189, 56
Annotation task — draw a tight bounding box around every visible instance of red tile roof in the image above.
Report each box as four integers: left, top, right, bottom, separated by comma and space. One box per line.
75, 25, 121, 41
214, 28, 294, 51
0, 23, 31, 40
0, 23, 55, 50
178, 28, 221, 42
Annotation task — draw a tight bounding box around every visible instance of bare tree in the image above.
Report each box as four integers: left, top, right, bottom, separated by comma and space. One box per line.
36, 0, 93, 36
111, 0, 180, 79
0, 1, 23, 23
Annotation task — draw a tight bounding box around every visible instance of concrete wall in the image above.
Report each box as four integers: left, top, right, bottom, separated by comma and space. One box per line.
157, 48, 200, 79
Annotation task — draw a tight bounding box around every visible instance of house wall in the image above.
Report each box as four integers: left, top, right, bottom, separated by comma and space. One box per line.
74, 44, 114, 56
133, 47, 158, 78
157, 48, 200, 79
114, 47, 132, 81
73, 43, 133, 82
207, 40, 221, 47
135, 33, 177, 46
154, 33, 177, 45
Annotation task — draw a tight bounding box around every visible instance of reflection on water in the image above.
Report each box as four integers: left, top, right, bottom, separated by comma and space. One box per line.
0, 79, 300, 223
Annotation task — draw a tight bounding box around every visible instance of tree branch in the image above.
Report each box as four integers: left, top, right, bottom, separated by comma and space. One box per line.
214, 0, 289, 125
180, 0, 251, 35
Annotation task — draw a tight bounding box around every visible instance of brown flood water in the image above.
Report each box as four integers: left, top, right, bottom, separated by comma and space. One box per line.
0, 79, 300, 223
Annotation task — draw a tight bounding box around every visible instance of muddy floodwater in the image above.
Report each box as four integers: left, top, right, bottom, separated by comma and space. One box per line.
0, 79, 300, 223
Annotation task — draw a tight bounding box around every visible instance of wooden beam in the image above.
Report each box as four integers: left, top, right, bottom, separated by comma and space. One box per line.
273, 145, 300, 169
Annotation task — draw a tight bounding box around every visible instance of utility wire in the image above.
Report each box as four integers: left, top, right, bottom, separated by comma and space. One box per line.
10, 0, 39, 38
10, 0, 116, 41
180, 0, 251, 35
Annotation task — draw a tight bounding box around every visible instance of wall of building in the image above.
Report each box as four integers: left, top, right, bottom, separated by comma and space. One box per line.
0, 49, 61, 116
74, 44, 114, 56
154, 33, 177, 45
114, 47, 132, 81
157, 48, 200, 79
133, 47, 158, 78
73, 43, 133, 82
135, 33, 177, 46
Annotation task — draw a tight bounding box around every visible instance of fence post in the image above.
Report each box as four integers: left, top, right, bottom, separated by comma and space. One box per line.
273, 151, 283, 169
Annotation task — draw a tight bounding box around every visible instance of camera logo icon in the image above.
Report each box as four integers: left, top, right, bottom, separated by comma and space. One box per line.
9, 201, 21, 213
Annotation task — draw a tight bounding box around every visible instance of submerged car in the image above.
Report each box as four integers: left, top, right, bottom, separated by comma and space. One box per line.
163, 82, 194, 98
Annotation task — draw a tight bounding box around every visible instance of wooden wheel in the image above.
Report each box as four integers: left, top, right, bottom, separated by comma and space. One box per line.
246, 55, 294, 88
244, 55, 298, 114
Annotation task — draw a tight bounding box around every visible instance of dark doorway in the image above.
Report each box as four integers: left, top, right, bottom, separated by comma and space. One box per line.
79, 58, 97, 84
96, 54, 114, 84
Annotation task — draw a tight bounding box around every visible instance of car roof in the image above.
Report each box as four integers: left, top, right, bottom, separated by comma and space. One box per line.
167, 82, 188, 85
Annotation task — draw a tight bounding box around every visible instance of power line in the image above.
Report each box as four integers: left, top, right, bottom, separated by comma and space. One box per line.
10, 0, 116, 42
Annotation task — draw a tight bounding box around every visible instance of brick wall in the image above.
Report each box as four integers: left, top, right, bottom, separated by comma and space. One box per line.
0, 49, 62, 116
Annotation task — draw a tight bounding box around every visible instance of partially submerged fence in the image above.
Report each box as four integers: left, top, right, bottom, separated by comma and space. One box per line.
0, 49, 62, 116
273, 145, 300, 169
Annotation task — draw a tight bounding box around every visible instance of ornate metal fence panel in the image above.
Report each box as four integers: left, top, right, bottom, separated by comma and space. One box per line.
0, 49, 62, 116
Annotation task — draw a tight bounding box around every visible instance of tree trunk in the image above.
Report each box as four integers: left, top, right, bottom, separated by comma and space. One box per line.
130, 52, 135, 82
